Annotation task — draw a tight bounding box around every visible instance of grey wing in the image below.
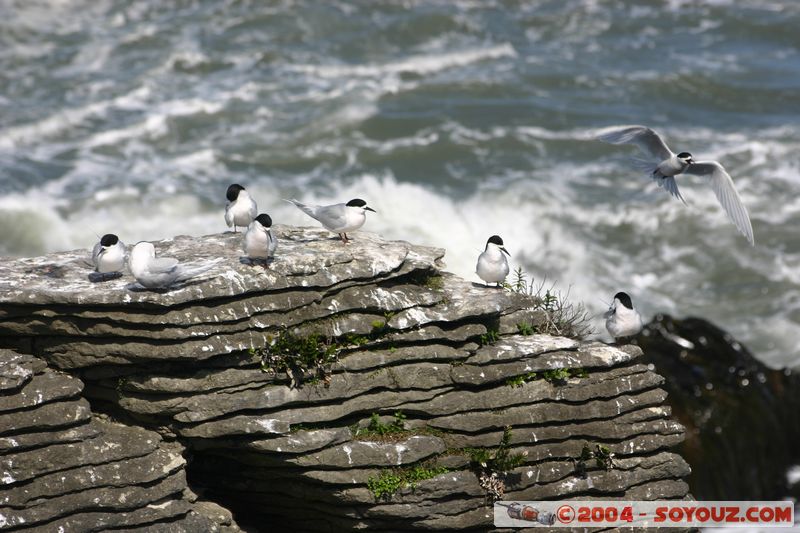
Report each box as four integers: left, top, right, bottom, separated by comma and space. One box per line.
314, 203, 348, 229
684, 161, 754, 245
224, 202, 234, 227
596, 125, 673, 160
148, 257, 180, 273
91, 242, 102, 267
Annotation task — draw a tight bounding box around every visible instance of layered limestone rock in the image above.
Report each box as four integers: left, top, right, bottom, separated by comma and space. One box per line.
0, 350, 238, 532
0, 228, 690, 531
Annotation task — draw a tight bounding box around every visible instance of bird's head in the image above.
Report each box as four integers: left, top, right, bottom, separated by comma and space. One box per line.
226, 184, 246, 202
346, 198, 376, 213
255, 213, 273, 228
613, 291, 634, 310
99, 234, 119, 249
677, 152, 694, 166
486, 235, 510, 256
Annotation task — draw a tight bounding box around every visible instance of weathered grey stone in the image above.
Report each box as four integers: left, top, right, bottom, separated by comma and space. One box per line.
0, 421, 161, 486
177, 415, 291, 439
0, 423, 100, 454
0, 398, 91, 437
339, 344, 469, 372
450, 345, 641, 387
32, 500, 197, 533
191, 428, 351, 454
0, 471, 189, 529
294, 435, 446, 469
406, 364, 661, 417
451, 406, 683, 448
0, 350, 45, 391
2, 444, 185, 506
177, 385, 445, 432
467, 334, 580, 364
0, 370, 83, 412
388, 273, 530, 330
428, 388, 669, 432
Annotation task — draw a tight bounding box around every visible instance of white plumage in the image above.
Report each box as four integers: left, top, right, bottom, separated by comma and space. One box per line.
129, 242, 222, 290
597, 125, 754, 245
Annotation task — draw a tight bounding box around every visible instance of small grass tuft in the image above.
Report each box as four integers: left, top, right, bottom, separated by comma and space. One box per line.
505, 267, 594, 339
505, 372, 537, 388
516, 322, 535, 335
573, 442, 617, 477
367, 464, 450, 500
479, 328, 501, 346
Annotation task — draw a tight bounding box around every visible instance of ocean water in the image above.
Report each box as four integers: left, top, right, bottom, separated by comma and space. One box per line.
1, 0, 798, 367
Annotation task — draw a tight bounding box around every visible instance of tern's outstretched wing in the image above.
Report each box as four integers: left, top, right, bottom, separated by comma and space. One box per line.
597, 125, 673, 161
684, 161, 754, 245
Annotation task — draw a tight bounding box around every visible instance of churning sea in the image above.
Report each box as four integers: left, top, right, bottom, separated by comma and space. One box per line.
1, 0, 799, 368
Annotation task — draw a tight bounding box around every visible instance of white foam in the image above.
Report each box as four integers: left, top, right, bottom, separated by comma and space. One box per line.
286, 43, 517, 79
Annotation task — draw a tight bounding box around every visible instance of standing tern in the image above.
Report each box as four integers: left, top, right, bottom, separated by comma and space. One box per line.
476, 235, 510, 287
225, 183, 258, 233
243, 213, 277, 265
285, 198, 376, 244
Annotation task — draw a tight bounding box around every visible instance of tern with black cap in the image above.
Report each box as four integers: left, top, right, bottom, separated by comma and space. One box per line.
91, 233, 126, 279
285, 198, 376, 244
596, 125, 754, 245
604, 291, 644, 342
476, 235, 510, 287
244, 213, 277, 265
225, 183, 258, 233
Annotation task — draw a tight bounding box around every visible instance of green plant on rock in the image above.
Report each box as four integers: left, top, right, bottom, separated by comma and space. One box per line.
254, 330, 340, 388
466, 426, 526, 501
516, 322, 535, 335
367, 464, 450, 500
541, 367, 588, 384
355, 412, 407, 438
573, 442, 616, 477
505, 372, 537, 388
593, 444, 616, 470
423, 274, 444, 291
505, 267, 594, 339
479, 328, 501, 346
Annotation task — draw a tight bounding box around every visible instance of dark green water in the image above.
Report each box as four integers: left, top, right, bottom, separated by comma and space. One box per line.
1, 0, 799, 366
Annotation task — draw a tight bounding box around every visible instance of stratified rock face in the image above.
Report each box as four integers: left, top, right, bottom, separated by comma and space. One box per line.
0, 350, 238, 532
0, 229, 690, 531
638, 315, 800, 501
